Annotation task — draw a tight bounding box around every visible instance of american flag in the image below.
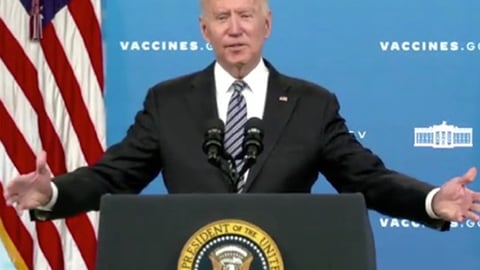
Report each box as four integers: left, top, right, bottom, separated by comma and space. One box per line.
0, 0, 105, 269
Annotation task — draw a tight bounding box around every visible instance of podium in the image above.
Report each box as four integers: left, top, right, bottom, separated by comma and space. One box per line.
96, 193, 377, 270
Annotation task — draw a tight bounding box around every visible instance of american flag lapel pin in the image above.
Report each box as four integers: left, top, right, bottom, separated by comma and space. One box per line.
279, 96, 288, 102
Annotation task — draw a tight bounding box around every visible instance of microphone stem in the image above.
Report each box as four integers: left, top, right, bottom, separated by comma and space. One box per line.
218, 156, 241, 192
238, 157, 255, 179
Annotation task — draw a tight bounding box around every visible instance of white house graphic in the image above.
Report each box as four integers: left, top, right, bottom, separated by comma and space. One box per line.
414, 121, 473, 149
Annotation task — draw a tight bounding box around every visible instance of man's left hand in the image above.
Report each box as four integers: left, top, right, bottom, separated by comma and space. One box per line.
433, 167, 480, 222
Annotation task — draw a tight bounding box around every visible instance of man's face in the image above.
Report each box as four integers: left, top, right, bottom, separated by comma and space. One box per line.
200, 0, 272, 72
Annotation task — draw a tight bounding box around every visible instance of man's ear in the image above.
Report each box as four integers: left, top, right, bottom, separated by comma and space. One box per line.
199, 17, 210, 43
264, 11, 272, 39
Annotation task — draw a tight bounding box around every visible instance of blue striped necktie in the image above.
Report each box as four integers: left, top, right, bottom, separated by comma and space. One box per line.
224, 80, 248, 179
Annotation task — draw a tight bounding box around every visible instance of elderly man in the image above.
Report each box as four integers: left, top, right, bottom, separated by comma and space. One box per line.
4, 0, 480, 229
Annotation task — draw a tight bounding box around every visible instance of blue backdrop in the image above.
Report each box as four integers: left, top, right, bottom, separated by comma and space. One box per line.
100, 0, 479, 269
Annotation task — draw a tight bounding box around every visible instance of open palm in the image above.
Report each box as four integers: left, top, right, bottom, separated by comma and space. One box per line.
4, 151, 53, 211
433, 167, 480, 222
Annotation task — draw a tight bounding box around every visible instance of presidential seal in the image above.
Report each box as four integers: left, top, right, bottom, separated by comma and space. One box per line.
177, 219, 284, 270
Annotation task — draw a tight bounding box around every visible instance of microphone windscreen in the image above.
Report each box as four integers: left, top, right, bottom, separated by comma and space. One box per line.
205, 118, 225, 133
244, 117, 263, 133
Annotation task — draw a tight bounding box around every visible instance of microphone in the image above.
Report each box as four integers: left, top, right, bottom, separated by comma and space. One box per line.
202, 119, 240, 192
239, 117, 264, 176
202, 119, 225, 166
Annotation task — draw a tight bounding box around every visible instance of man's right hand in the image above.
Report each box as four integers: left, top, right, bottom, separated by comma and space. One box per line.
4, 151, 53, 211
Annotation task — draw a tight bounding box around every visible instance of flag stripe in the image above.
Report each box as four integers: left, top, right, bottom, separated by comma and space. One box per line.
64, 216, 96, 270
0, 58, 51, 270
52, 7, 105, 149
46, 5, 102, 269
41, 4, 104, 269
40, 23, 99, 270
0, 17, 68, 268
40, 24, 103, 167
0, 187, 32, 270
0, 19, 68, 175
0, 102, 64, 269
42, 10, 103, 269
35, 222, 65, 270
68, 0, 104, 92
89, 0, 102, 34
0, 97, 64, 270
0, 137, 58, 270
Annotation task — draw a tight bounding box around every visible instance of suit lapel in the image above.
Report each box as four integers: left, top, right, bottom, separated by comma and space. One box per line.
244, 62, 298, 191
186, 63, 238, 190
185, 62, 218, 131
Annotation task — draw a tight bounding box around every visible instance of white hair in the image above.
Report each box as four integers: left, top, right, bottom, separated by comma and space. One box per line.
200, 0, 270, 16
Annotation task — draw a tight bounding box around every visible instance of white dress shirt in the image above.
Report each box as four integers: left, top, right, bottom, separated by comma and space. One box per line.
214, 58, 269, 124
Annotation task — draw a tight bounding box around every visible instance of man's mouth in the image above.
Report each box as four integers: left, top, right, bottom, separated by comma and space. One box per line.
226, 43, 246, 48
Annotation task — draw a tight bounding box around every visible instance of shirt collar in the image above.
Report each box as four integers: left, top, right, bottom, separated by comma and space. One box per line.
214, 58, 268, 93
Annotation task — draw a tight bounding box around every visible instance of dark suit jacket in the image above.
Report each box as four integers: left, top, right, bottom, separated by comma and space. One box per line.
37, 59, 448, 230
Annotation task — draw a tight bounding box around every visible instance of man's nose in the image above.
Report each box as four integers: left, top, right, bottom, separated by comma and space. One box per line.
227, 16, 242, 36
